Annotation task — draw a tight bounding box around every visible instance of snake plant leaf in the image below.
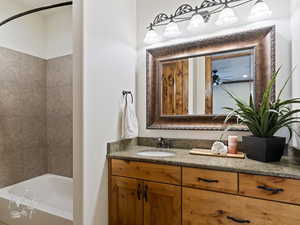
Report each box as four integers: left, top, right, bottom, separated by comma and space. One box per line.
222, 68, 300, 142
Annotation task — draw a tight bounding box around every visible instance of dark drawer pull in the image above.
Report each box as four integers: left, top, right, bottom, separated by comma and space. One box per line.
198, 177, 219, 183
144, 184, 148, 202
257, 185, 284, 194
137, 184, 142, 200
227, 216, 250, 224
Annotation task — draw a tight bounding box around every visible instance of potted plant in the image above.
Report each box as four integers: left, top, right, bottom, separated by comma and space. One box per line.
224, 69, 300, 162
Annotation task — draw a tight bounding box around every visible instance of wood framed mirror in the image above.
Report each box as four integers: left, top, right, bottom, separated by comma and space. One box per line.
146, 26, 275, 131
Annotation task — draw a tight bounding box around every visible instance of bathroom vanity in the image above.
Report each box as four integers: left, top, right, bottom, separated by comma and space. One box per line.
107, 24, 300, 225
107, 140, 300, 225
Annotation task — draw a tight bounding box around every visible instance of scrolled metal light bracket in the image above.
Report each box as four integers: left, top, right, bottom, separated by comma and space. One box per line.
146, 0, 257, 30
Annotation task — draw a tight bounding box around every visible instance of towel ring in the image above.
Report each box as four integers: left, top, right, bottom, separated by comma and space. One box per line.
122, 90, 133, 104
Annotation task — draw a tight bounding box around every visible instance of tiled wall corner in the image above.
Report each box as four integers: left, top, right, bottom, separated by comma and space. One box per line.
0, 48, 73, 187
46, 55, 73, 177
0, 47, 47, 188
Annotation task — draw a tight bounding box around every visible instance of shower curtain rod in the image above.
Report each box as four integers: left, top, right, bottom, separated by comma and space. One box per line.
0, 1, 73, 27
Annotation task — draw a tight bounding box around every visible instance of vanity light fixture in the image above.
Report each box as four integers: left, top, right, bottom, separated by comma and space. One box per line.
144, 26, 162, 45
187, 13, 206, 31
163, 17, 181, 38
215, 5, 238, 26
144, 0, 272, 45
249, 0, 272, 21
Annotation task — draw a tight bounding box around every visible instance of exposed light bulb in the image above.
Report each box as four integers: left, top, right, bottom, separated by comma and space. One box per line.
216, 6, 238, 26
249, 0, 272, 21
187, 14, 205, 32
144, 29, 161, 45
163, 21, 181, 38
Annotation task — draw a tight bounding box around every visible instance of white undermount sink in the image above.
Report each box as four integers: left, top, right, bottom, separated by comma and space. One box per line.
136, 150, 175, 157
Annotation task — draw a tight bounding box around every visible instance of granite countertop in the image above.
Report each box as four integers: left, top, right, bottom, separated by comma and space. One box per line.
107, 142, 300, 180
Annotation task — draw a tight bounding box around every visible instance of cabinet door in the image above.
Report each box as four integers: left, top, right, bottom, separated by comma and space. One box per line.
144, 181, 181, 225
110, 176, 143, 225
183, 187, 300, 225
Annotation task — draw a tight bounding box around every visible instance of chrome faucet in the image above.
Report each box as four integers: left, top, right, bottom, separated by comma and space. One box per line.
157, 137, 171, 148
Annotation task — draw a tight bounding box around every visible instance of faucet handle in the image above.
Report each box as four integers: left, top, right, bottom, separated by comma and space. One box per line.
157, 137, 163, 147
157, 137, 172, 148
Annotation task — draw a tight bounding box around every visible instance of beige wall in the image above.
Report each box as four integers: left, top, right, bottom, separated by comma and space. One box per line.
0, 47, 47, 188
137, 0, 292, 140
47, 55, 73, 177
0, 48, 73, 188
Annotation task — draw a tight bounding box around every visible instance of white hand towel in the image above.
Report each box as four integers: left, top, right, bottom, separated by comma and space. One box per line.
121, 94, 138, 139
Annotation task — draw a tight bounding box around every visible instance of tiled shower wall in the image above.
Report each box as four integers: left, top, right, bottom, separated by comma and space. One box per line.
47, 55, 73, 177
0, 47, 47, 188
0, 47, 72, 188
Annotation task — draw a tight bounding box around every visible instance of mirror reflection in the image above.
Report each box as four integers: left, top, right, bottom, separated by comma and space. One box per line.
161, 49, 255, 116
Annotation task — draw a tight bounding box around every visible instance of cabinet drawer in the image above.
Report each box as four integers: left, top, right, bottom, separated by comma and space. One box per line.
183, 188, 300, 225
239, 173, 300, 205
182, 167, 238, 193
111, 159, 181, 185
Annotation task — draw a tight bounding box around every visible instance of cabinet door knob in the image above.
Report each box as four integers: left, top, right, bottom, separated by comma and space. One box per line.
227, 216, 251, 223
137, 184, 142, 200
257, 185, 284, 194
144, 184, 148, 202
198, 177, 219, 183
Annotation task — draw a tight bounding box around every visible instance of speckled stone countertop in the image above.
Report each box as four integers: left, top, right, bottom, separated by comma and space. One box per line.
107, 138, 300, 180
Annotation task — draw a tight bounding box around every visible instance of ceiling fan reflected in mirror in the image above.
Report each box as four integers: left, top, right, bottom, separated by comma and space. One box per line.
212, 70, 221, 86
212, 70, 250, 86
212, 70, 233, 86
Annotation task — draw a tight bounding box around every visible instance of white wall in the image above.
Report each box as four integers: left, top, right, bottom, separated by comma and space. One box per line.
137, 0, 292, 140
0, 0, 46, 58
213, 82, 252, 114
188, 57, 206, 115
82, 1, 136, 225
291, 0, 300, 149
45, 6, 73, 59
0, 0, 72, 59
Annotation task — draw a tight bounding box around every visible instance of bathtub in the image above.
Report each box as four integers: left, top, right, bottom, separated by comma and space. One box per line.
0, 174, 73, 225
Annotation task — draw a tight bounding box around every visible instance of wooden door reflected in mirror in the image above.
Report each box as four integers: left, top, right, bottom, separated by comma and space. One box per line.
162, 59, 189, 115
161, 49, 255, 116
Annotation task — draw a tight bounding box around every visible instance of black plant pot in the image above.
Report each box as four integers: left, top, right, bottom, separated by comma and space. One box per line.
242, 136, 286, 162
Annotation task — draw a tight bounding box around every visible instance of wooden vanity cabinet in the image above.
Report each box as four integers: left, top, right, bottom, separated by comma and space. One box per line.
109, 159, 300, 225
109, 160, 182, 225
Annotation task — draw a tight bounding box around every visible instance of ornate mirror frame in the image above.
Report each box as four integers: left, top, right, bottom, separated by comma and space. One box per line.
146, 26, 275, 131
